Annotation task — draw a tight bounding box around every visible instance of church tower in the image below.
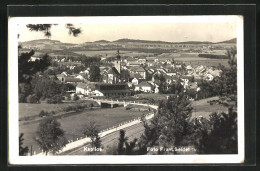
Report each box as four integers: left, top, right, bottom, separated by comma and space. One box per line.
113, 49, 121, 74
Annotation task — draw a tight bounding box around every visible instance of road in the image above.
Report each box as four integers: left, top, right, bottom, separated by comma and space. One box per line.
60, 122, 146, 155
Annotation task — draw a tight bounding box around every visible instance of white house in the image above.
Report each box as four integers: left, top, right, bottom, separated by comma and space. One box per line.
132, 78, 139, 85
154, 87, 159, 93
75, 75, 85, 80
76, 82, 96, 96
135, 81, 153, 92
91, 90, 104, 97
131, 73, 143, 86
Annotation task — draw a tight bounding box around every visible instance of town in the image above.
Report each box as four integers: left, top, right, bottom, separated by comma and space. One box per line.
19, 38, 233, 102
17, 26, 237, 157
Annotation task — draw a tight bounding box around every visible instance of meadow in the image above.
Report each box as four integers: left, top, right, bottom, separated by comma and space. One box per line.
19, 100, 97, 119
19, 106, 149, 154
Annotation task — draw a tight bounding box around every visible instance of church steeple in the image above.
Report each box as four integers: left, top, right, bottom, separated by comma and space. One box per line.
116, 49, 121, 61
113, 49, 121, 74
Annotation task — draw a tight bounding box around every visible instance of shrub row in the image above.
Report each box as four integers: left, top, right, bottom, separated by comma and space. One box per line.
38, 110, 55, 117
62, 102, 94, 112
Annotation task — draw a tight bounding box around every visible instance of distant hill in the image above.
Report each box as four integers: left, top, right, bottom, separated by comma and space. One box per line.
94, 40, 111, 43
112, 38, 235, 45
19, 37, 236, 52
113, 38, 172, 44
173, 41, 213, 44
19, 39, 76, 51
216, 38, 236, 44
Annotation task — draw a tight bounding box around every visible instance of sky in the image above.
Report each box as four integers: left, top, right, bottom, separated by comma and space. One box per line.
16, 16, 239, 44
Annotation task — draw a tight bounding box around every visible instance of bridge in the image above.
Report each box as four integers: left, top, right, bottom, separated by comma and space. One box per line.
88, 98, 159, 110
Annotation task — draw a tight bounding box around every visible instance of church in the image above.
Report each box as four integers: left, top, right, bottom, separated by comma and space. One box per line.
102, 49, 122, 84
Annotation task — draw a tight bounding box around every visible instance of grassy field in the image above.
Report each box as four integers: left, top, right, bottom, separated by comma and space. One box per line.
179, 59, 229, 67
19, 100, 97, 119
19, 107, 149, 154
191, 96, 228, 119
19, 103, 70, 118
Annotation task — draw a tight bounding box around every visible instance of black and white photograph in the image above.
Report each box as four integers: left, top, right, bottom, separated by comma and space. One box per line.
8, 16, 244, 164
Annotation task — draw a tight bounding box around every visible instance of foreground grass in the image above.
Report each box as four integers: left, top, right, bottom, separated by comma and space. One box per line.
19, 107, 149, 154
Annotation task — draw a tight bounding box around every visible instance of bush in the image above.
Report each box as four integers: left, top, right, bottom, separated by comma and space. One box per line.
26, 94, 39, 103
73, 94, 79, 101
19, 93, 27, 103
39, 110, 49, 117
47, 95, 63, 104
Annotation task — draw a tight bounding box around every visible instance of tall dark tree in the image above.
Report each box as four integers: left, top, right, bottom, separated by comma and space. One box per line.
117, 130, 138, 155
18, 50, 52, 102
210, 47, 237, 104
19, 51, 51, 83
192, 108, 237, 154
168, 79, 184, 94
139, 91, 193, 154
19, 133, 29, 156
89, 65, 101, 82
153, 73, 167, 93
34, 116, 67, 155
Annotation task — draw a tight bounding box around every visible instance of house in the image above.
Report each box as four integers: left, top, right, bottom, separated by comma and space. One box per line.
166, 71, 177, 76
127, 61, 140, 67
131, 73, 143, 85
165, 75, 178, 85
151, 70, 165, 82
186, 65, 193, 70
75, 74, 85, 81
57, 72, 69, 82
64, 77, 82, 84
76, 82, 96, 96
154, 87, 159, 93
94, 83, 131, 97
76, 83, 89, 95
106, 67, 121, 84
135, 81, 153, 92
180, 75, 193, 89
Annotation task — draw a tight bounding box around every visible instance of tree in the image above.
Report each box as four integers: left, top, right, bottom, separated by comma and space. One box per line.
89, 65, 101, 82
139, 91, 193, 154
120, 69, 131, 82
81, 56, 101, 68
153, 73, 167, 93
26, 24, 81, 37
82, 121, 102, 149
19, 51, 51, 83
34, 116, 67, 155
47, 94, 63, 104
73, 94, 79, 101
117, 129, 138, 155
209, 47, 237, 104
19, 133, 29, 156
168, 79, 184, 94
192, 108, 237, 154
32, 75, 66, 99
19, 83, 32, 102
